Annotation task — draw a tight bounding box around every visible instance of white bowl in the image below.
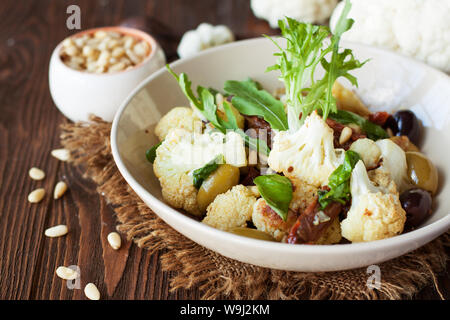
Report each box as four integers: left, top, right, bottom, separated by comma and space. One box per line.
49, 26, 166, 122
111, 38, 450, 272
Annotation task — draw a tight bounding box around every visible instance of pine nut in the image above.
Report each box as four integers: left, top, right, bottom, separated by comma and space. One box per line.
56, 266, 78, 280
54, 181, 68, 199
94, 30, 107, 39
111, 46, 125, 58
64, 45, 79, 56
84, 283, 100, 300
51, 148, 70, 161
45, 225, 68, 238
82, 45, 94, 57
125, 48, 141, 65
28, 188, 46, 203
108, 62, 126, 73
339, 126, 353, 145
133, 41, 149, 57
107, 232, 121, 250
29, 167, 45, 180
247, 186, 260, 197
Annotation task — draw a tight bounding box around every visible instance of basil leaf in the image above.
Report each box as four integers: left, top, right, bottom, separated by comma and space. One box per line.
224, 79, 288, 131
318, 150, 361, 209
166, 65, 271, 156
254, 174, 293, 221
192, 154, 224, 189
145, 142, 162, 164
329, 109, 388, 140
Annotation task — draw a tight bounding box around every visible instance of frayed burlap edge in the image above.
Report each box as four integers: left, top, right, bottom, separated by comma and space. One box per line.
60, 116, 449, 300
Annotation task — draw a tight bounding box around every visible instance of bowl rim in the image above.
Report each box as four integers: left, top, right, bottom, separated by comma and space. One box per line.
111, 37, 450, 256
54, 26, 160, 76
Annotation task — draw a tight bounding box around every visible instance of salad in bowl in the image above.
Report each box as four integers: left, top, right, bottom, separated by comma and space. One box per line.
146, 2, 439, 246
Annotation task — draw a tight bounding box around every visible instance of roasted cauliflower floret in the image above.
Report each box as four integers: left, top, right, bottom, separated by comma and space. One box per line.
202, 185, 256, 231
252, 198, 297, 241
153, 128, 247, 217
376, 139, 409, 192
268, 112, 345, 187
341, 161, 406, 242
154, 107, 201, 141
289, 177, 319, 213
350, 138, 381, 169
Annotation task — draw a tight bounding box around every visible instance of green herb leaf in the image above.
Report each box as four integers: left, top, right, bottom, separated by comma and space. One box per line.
224, 79, 288, 131
192, 154, 224, 189
254, 174, 293, 221
266, 0, 366, 130
166, 65, 271, 156
329, 110, 389, 140
145, 142, 162, 164
318, 150, 361, 209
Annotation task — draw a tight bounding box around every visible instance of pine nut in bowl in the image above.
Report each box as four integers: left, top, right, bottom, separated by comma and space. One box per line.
49, 26, 166, 122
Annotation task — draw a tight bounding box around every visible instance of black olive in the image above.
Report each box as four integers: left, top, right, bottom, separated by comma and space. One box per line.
400, 188, 432, 230
383, 115, 399, 135
393, 110, 421, 144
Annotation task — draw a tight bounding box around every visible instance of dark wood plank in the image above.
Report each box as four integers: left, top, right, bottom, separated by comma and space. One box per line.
0, 0, 446, 300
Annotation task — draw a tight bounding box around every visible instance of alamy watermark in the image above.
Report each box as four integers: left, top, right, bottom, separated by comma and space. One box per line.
66, 5, 81, 30
366, 265, 381, 290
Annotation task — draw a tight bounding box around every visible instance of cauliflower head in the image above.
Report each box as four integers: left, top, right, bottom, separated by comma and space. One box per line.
251, 0, 338, 28
330, 0, 450, 73
154, 107, 201, 141
268, 112, 345, 187
341, 160, 406, 242
177, 23, 235, 58
202, 185, 257, 231
153, 128, 247, 216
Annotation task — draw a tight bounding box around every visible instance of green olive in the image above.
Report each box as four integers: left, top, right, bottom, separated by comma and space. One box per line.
197, 164, 240, 212
389, 136, 420, 152
405, 151, 438, 194
229, 227, 276, 242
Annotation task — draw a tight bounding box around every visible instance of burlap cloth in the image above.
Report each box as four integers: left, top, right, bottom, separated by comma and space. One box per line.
60, 117, 449, 300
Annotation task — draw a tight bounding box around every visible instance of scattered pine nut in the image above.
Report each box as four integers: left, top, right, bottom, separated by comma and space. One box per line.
29, 167, 46, 181
44, 225, 68, 238
28, 188, 46, 203
84, 283, 100, 300
339, 126, 353, 145
53, 181, 68, 199
51, 148, 70, 161
107, 232, 121, 250
56, 266, 79, 280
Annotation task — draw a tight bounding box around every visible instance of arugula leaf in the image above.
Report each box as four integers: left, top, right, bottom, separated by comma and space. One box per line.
166, 65, 271, 156
192, 154, 224, 189
266, 0, 366, 130
145, 142, 162, 164
223, 79, 288, 131
254, 174, 293, 221
329, 110, 388, 140
318, 150, 360, 209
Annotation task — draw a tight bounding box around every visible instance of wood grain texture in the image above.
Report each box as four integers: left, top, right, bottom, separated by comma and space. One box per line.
0, 0, 447, 300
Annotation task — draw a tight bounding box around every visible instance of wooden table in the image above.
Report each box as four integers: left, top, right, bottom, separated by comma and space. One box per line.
0, 0, 448, 300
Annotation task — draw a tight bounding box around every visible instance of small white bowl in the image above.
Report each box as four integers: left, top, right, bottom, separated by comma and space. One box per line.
111, 38, 450, 272
49, 26, 166, 122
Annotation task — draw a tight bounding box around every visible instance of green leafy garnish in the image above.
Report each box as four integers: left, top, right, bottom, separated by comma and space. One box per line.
318, 150, 361, 209
254, 174, 293, 221
145, 142, 162, 164
192, 154, 224, 189
166, 65, 271, 156
266, 0, 366, 131
224, 78, 288, 131
328, 110, 388, 140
